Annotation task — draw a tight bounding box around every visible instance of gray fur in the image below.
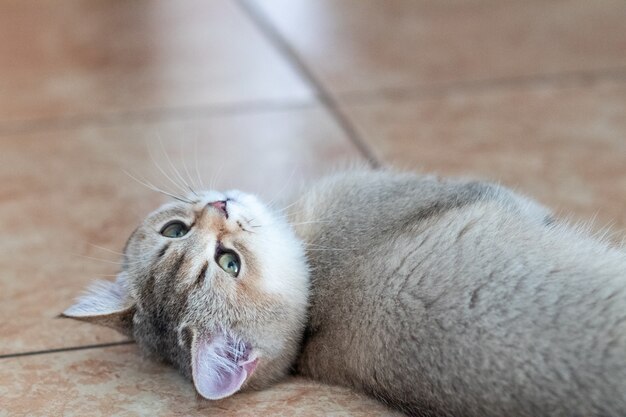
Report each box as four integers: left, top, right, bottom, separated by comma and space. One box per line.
292, 170, 626, 417
64, 191, 310, 396
64, 169, 626, 415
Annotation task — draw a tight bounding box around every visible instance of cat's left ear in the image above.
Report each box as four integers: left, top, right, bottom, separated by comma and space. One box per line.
191, 329, 259, 400
62, 272, 135, 336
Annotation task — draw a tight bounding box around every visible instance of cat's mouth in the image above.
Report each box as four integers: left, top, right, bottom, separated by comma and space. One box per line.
208, 199, 229, 218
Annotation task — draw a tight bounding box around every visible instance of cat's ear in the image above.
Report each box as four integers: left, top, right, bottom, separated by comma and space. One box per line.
191, 330, 258, 400
62, 272, 135, 336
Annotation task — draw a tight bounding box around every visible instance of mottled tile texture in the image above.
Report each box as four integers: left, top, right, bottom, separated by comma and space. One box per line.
344, 80, 626, 230
0, 0, 312, 124
0, 108, 359, 355
0, 345, 400, 417
251, 0, 626, 96
2, 0, 625, 415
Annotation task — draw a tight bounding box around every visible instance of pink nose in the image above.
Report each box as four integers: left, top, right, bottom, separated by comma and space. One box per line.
209, 200, 228, 216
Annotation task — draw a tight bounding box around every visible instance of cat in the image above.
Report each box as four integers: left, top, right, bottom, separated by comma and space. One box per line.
64, 190, 310, 400
64, 169, 626, 416
291, 170, 626, 417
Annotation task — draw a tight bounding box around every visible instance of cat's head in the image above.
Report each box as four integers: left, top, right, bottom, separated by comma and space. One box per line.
63, 190, 309, 400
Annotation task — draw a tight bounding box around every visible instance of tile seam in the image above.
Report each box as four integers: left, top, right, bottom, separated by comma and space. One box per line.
236, 0, 381, 168
0, 341, 135, 360
335, 66, 626, 105
0, 98, 318, 137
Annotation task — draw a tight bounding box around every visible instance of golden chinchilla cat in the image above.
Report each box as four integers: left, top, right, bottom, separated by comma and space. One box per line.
64, 169, 626, 416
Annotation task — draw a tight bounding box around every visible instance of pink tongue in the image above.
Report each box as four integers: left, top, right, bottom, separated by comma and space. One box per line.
191, 332, 258, 400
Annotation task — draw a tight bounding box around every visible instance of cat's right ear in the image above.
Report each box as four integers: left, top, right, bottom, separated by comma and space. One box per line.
61, 272, 135, 336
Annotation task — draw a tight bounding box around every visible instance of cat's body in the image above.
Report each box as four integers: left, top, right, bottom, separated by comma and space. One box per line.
64, 169, 626, 416
292, 170, 626, 417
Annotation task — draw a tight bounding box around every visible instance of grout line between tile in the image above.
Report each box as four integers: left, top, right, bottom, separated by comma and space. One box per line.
5, 63, 623, 139
0, 98, 317, 137
236, 0, 381, 169
0, 341, 135, 360
337, 66, 626, 105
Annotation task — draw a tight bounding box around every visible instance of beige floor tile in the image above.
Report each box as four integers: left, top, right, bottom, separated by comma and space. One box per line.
0, 344, 401, 417
343, 80, 626, 231
0, 0, 312, 125
0, 106, 361, 355
250, 0, 626, 96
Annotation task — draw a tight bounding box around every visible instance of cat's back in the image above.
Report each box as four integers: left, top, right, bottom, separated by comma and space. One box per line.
292, 170, 626, 417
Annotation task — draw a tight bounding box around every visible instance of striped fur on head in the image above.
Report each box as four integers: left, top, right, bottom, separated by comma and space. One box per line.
64, 189, 309, 399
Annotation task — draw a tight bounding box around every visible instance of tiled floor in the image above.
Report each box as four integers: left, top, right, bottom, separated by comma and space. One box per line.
1, 1, 625, 416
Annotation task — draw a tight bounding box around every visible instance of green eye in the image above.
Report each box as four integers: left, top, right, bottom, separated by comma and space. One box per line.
160, 221, 189, 238
216, 251, 240, 277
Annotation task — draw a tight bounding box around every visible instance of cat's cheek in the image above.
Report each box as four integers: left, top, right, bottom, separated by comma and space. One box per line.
234, 278, 271, 308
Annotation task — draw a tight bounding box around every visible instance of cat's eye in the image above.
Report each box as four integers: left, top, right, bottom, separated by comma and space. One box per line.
216, 251, 240, 277
160, 221, 189, 238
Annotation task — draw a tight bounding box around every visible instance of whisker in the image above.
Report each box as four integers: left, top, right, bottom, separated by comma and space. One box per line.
209, 161, 225, 191
254, 219, 333, 229
297, 241, 358, 250
179, 138, 200, 195
93, 259, 153, 267
245, 233, 357, 251
77, 255, 126, 265
304, 243, 356, 250
147, 136, 189, 196
159, 134, 196, 197
265, 167, 297, 209
84, 242, 162, 264
122, 169, 194, 204
304, 248, 358, 252
284, 204, 355, 224
194, 135, 206, 190
289, 220, 333, 226
86, 243, 125, 256
275, 198, 302, 214
77, 254, 155, 266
